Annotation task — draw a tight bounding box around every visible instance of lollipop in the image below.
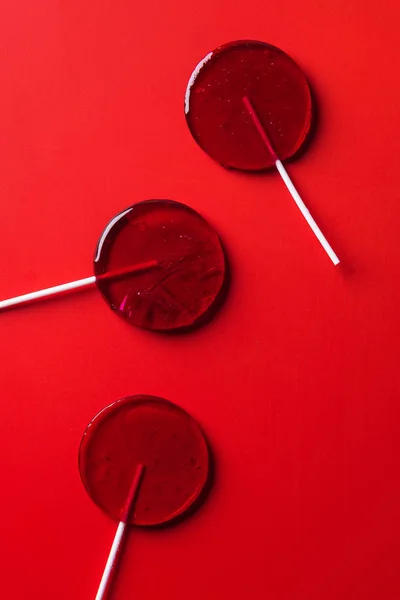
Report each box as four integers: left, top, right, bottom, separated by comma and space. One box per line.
185, 40, 339, 265
0, 200, 226, 331
79, 395, 210, 599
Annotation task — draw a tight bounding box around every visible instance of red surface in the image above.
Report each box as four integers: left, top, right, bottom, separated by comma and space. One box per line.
79, 395, 209, 525
1, 2, 400, 600
94, 200, 226, 331
186, 40, 312, 170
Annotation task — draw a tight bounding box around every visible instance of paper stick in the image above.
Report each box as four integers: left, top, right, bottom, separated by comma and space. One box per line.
0, 260, 159, 311
242, 96, 339, 266
95, 464, 145, 600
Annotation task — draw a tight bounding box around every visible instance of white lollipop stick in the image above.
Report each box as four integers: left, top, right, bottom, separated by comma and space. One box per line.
242, 96, 339, 266
0, 276, 96, 310
95, 463, 145, 600
0, 260, 159, 311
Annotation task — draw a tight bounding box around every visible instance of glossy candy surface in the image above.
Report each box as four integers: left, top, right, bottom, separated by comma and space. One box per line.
94, 200, 226, 331
79, 395, 210, 526
185, 40, 313, 170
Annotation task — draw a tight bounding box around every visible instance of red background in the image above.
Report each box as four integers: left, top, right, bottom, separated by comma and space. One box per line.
1, 1, 400, 599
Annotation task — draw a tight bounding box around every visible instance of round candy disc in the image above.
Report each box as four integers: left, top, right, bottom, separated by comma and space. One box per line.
79, 395, 210, 526
185, 40, 313, 171
94, 200, 226, 331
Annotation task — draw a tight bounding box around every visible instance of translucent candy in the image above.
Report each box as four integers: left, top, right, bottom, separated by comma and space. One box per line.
185, 40, 313, 170
79, 395, 210, 526
94, 200, 226, 331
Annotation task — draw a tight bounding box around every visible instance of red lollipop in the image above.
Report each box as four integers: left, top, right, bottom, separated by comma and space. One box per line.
79, 395, 210, 599
185, 40, 339, 265
0, 200, 226, 331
